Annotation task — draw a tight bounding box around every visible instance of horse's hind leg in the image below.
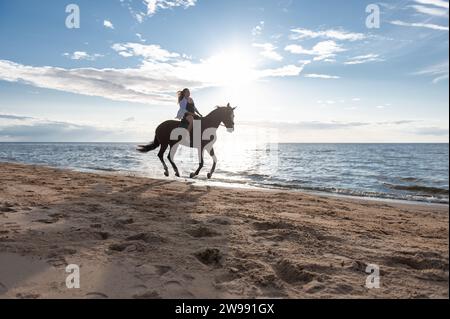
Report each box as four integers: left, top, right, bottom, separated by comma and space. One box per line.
158, 144, 169, 177
190, 148, 204, 179
168, 144, 180, 177
207, 148, 217, 179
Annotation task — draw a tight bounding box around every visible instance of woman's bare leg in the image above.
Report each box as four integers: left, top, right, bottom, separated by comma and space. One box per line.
187, 114, 194, 133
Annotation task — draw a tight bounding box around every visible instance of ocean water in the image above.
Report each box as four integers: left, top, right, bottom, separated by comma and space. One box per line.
0, 143, 448, 204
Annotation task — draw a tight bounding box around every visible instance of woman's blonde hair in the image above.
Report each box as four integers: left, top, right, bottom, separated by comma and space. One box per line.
177, 88, 189, 104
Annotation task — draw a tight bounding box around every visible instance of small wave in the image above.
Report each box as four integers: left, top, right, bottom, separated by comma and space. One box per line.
83, 166, 119, 172
219, 170, 271, 180
397, 177, 422, 183
0, 157, 18, 162
252, 183, 449, 204
384, 183, 449, 196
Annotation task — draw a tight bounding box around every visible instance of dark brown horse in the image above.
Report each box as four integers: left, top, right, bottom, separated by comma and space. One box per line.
137, 104, 236, 179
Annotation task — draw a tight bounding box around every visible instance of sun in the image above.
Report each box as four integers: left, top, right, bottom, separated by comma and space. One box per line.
203, 48, 257, 87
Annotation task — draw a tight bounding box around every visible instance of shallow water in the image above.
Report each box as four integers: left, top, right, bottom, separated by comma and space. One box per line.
0, 143, 448, 204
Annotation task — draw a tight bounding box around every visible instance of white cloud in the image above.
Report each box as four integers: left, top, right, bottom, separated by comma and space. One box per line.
0, 59, 185, 105
414, 61, 449, 83
143, 0, 197, 16
304, 74, 340, 79
0, 43, 304, 105
63, 51, 104, 61
112, 43, 180, 61
0, 114, 114, 142
252, 21, 265, 37
136, 33, 146, 42
257, 64, 305, 77
103, 20, 115, 29
432, 74, 449, 83
410, 4, 449, 16
290, 28, 366, 41
391, 20, 449, 31
252, 43, 283, 61
414, 0, 449, 9
345, 54, 384, 65
135, 13, 144, 23
285, 40, 346, 61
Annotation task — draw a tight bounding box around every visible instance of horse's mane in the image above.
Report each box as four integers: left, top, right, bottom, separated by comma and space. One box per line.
205, 106, 229, 118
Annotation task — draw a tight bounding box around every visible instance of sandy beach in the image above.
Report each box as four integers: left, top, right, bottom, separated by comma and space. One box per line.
0, 162, 448, 299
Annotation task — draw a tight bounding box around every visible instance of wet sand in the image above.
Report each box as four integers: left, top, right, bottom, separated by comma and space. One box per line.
0, 162, 448, 299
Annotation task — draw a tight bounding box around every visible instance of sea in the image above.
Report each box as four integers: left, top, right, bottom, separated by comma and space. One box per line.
0, 143, 448, 204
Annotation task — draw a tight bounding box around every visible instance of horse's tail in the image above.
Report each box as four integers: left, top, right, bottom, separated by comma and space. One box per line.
137, 136, 160, 153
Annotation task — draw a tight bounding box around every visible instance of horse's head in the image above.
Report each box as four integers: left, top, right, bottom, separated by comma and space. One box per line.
221, 103, 236, 133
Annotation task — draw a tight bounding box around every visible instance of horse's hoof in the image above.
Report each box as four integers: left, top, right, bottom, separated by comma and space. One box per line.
190, 173, 196, 179
175, 172, 180, 178
164, 171, 169, 177
207, 173, 212, 179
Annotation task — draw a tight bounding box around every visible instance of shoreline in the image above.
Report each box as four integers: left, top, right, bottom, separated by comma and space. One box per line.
1, 160, 448, 207
0, 162, 448, 299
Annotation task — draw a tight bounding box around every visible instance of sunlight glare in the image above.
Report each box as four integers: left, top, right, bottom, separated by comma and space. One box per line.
202, 49, 257, 87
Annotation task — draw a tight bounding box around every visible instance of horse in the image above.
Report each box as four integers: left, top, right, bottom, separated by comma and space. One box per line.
137, 104, 236, 179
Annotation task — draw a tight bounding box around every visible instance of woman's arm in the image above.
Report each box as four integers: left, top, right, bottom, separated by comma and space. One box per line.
189, 98, 202, 117
194, 106, 203, 117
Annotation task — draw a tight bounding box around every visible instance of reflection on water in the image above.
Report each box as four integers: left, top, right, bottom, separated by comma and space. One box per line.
0, 142, 448, 204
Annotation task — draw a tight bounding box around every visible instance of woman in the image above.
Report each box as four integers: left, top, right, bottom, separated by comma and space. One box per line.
176, 88, 202, 132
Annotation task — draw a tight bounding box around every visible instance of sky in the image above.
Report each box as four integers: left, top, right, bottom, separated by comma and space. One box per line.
0, 0, 448, 143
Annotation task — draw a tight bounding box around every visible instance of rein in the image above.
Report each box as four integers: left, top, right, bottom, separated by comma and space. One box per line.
199, 113, 227, 128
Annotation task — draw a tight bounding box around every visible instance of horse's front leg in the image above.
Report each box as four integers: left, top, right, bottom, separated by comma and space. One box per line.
168, 144, 180, 177
207, 148, 217, 179
158, 144, 169, 177
190, 148, 204, 178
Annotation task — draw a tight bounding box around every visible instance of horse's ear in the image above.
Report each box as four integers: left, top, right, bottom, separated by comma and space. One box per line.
233, 106, 237, 110
227, 103, 230, 107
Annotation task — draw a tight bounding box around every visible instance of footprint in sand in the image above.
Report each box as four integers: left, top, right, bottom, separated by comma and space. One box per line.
155, 265, 172, 276
303, 280, 326, 294
95, 232, 110, 240
133, 290, 162, 299
195, 248, 223, 266
113, 217, 134, 229
85, 292, 109, 299
273, 259, 317, 285
108, 243, 133, 252
186, 226, 221, 238
126, 233, 167, 244
384, 254, 448, 271
46, 248, 76, 267
252, 221, 293, 231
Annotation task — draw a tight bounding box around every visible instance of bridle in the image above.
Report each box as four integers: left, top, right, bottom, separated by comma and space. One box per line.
201, 106, 235, 129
